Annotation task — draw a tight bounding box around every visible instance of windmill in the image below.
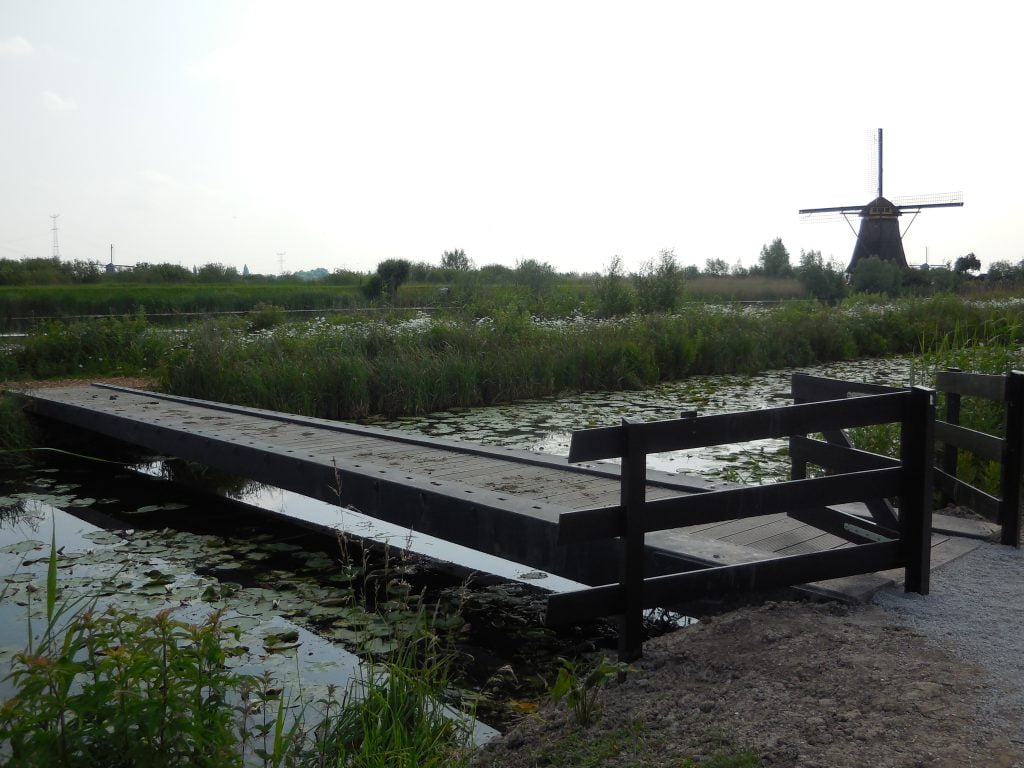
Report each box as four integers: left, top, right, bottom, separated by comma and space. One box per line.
799, 129, 963, 271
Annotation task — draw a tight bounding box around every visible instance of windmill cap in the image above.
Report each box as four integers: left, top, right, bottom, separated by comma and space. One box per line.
861, 196, 900, 218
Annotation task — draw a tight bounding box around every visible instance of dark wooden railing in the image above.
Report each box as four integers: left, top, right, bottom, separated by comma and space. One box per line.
934, 369, 1023, 546
793, 371, 1023, 547
545, 387, 935, 661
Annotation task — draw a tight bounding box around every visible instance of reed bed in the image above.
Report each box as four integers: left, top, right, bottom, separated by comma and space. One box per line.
159, 296, 1024, 421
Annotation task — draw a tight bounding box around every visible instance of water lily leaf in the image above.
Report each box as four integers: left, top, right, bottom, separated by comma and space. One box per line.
3, 573, 35, 584
430, 614, 466, 630
0, 540, 44, 555
263, 629, 300, 646
360, 637, 399, 655
328, 627, 368, 644
82, 531, 127, 546
68, 497, 96, 508
222, 615, 262, 632
263, 642, 300, 655
303, 557, 334, 570
264, 543, 303, 553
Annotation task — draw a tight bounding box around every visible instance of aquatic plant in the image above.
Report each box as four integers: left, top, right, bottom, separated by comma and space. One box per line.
0, 516, 477, 767
158, 296, 1024, 422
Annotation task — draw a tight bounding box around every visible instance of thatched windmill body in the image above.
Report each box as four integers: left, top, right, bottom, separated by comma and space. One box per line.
799, 129, 963, 271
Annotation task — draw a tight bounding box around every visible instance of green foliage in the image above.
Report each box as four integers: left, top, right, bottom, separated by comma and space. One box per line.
0, 531, 475, 768
513, 259, 557, 300
548, 656, 631, 726
0, 396, 35, 465
440, 249, 472, 271
248, 303, 286, 332
796, 250, 847, 304
849, 257, 903, 297
159, 296, 1024, 422
0, 282, 362, 321
634, 249, 683, 313
374, 259, 413, 303
319, 637, 471, 767
953, 252, 981, 275
0, 257, 100, 286
703, 258, 730, 277
758, 238, 791, 277
986, 260, 1024, 282
593, 256, 635, 317
0, 606, 243, 766
12, 316, 167, 379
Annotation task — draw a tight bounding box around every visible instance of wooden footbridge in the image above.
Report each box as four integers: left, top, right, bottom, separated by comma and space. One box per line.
18, 382, 982, 617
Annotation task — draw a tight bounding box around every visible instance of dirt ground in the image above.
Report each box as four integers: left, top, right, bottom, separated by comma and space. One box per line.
472, 600, 1024, 768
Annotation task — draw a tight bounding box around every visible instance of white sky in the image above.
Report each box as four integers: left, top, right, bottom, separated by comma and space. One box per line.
1, 1, 1022, 276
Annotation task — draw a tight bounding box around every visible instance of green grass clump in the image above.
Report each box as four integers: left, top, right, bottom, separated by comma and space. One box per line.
10, 316, 169, 380
0, 532, 475, 767
0, 396, 34, 464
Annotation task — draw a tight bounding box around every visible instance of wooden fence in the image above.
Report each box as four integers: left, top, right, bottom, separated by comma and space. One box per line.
934, 369, 1024, 546
545, 387, 935, 661
794, 371, 1023, 547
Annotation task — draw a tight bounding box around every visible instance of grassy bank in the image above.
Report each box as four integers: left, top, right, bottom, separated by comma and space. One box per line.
5, 295, 1023, 421
0, 282, 368, 320
159, 296, 1024, 420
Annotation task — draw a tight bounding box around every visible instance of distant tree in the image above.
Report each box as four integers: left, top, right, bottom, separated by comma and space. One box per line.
594, 255, 635, 317
374, 258, 412, 302
796, 250, 847, 304
113, 262, 194, 283
987, 260, 1024, 282
441, 248, 472, 271
196, 263, 239, 282
322, 267, 364, 285
478, 263, 515, 283
514, 258, 557, 298
704, 258, 730, 277
953, 252, 981, 275
361, 272, 386, 301
850, 256, 902, 297
634, 249, 683, 313
758, 238, 792, 277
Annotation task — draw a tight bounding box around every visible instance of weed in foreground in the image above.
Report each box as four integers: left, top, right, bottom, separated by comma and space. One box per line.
548, 655, 632, 727
0, 524, 476, 768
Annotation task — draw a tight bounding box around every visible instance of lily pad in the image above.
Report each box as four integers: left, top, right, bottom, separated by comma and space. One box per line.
82, 531, 126, 546
0, 540, 45, 555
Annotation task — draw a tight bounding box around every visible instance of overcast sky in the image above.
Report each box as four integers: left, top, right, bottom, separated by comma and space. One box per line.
2, 1, 1021, 276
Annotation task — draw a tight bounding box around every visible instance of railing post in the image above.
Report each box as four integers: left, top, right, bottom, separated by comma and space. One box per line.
939, 367, 962, 508
618, 416, 646, 662
1000, 371, 1024, 547
901, 387, 935, 594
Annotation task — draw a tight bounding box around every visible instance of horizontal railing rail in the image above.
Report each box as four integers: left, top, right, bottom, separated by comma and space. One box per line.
547, 386, 935, 661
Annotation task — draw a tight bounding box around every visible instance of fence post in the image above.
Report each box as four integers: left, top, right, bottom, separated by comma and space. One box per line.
618, 416, 646, 662
901, 387, 935, 594
1000, 371, 1024, 547
939, 367, 961, 508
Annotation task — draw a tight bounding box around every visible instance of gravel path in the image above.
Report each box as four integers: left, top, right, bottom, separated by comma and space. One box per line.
875, 540, 1024, 746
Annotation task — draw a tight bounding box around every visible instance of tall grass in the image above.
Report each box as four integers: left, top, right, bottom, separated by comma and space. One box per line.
0, 395, 34, 461
4, 315, 168, 380
0, 283, 365, 320
161, 296, 1024, 421
847, 306, 1024, 499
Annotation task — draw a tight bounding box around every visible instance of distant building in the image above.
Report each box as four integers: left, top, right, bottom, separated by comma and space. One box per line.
243, 264, 250, 276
